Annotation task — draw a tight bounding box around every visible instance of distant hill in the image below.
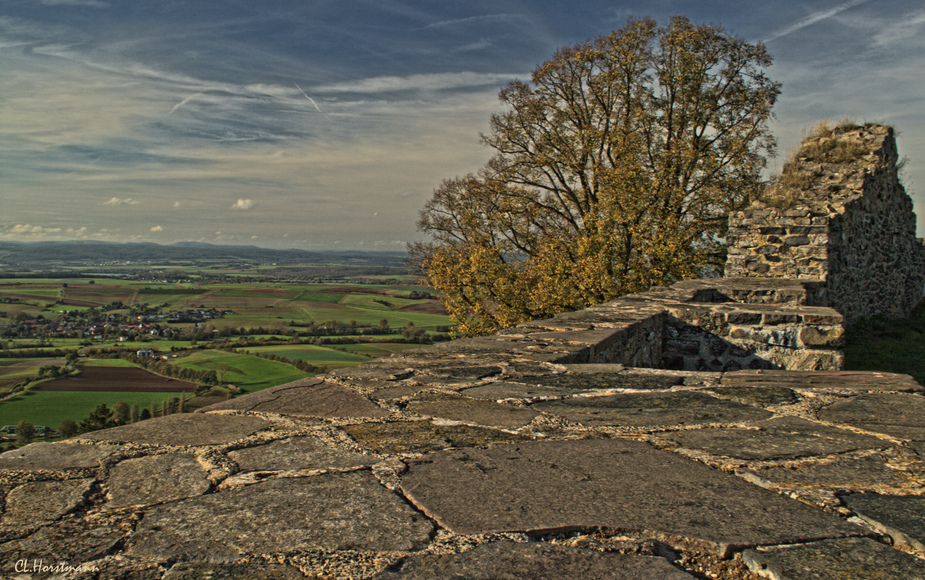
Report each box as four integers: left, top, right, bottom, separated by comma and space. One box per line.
0, 241, 407, 268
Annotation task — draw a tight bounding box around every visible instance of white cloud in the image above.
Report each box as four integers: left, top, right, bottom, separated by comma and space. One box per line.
150, 225, 163, 232
763, 0, 870, 43
873, 9, 925, 46
317, 72, 518, 95
10, 224, 61, 234
423, 14, 521, 30
173, 201, 182, 208
231, 198, 256, 210
103, 197, 139, 206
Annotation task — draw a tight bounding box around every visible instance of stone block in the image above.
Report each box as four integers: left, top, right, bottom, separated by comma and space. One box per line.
1, 479, 94, 527
530, 391, 771, 428
747, 261, 770, 274
105, 453, 212, 508
843, 494, 925, 553
126, 473, 434, 561
759, 226, 787, 235
373, 541, 697, 579
783, 235, 811, 246
0, 442, 116, 471
0, 519, 125, 569
165, 563, 306, 579
228, 436, 380, 472
78, 413, 272, 446
742, 454, 910, 493
405, 394, 539, 429
743, 537, 925, 580
818, 393, 925, 440
663, 416, 885, 460
726, 311, 763, 325
761, 313, 801, 325
343, 421, 529, 455
399, 439, 861, 556
800, 325, 845, 347
197, 378, 389, 418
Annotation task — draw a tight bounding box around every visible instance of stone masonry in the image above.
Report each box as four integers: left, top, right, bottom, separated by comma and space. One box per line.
725, 124, 925, 323
1, 274, 925, 578
1, 124, 924, 578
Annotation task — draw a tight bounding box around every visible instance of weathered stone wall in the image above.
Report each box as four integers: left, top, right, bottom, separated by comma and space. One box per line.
506, 278, 844, 372
725, 125, 925, 322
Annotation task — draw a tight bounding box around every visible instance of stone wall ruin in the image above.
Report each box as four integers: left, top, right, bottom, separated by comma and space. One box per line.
725, 124, 925, 323
507, 124, 924, 373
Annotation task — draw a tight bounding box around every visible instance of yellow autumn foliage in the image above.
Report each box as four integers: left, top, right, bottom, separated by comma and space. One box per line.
412, 16, 780, 336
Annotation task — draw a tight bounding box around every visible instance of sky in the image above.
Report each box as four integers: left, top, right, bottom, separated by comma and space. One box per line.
2, 0, 924, 250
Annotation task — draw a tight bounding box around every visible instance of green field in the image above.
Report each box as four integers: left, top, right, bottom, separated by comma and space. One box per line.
171, 351, 310, 392
0, 277, 450, 437
0, 390, 185, 430
0, 279, 449, 333
0, 351, 308, 428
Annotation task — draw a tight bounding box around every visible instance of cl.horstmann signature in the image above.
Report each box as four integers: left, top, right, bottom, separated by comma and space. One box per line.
14, 559, 101, 574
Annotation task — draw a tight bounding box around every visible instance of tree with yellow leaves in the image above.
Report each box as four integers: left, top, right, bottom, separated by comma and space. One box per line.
411, 16, 780, 335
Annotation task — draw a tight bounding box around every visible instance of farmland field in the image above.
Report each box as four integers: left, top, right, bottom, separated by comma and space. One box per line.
0, 275, 450, 438
170, 351, 310, 392
34, 365, 197, 393
0, 391, 187, 429
0, 279, 449, 332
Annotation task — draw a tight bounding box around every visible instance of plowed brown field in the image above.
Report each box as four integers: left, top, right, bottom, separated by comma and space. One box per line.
35, 366, 197, 393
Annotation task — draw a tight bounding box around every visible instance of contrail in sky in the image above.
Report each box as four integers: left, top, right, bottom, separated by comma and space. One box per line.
169, 92, 203, 115
293, 81, 322, 112
763, 0, 869, 43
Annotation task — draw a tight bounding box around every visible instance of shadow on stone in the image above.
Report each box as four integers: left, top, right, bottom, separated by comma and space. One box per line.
372, 541, 696, 579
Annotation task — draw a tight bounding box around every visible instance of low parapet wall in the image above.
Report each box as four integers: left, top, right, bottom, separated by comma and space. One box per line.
508, 277, 843, 372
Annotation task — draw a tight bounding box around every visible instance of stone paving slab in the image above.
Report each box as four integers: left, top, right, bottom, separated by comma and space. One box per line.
662, 416, 887, 460
372, 541, 697, 579
163, 562, 307, 579
78, 413, 272, 446
842, 493, 925, 553
368, 384, 429, 401
198, 378, 390, 418
105, 454, 211, 508
405, 394, 539, 429
343, 421, 530, 455
1, 478, 93, 527
531, 391, 771, 428
0, 519, 126, 572
0, 442, 117, 471
461, 382, 590, 400
417, 365, 504, 381
710, 385, 798, 406
525, 328, 625, 346
227, 435, 380, 472
723, 370, 924, 392
126, 472, 434, 562
742, 537, 925, 579
741, 455, 912, 492
399, 439, 863, 556
521, 372, 683, 391
818, 392, 925, 440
